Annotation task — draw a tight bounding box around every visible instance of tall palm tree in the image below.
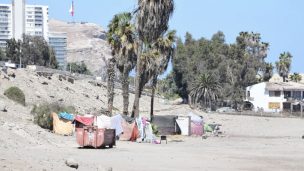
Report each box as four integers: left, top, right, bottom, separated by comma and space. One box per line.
132, 0, 175, 118
290, 72, 302, 83
107, 12, 137, 115
149, 30, 176, 119
189, 73, 221, 110
275, 52, 292, 82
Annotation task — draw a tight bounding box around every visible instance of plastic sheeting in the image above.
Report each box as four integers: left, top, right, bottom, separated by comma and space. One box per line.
176, 116, 190, 136
152, 115, 178, 135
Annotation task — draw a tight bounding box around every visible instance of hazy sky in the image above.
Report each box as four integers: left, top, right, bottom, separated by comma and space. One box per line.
3, 0, 304, 73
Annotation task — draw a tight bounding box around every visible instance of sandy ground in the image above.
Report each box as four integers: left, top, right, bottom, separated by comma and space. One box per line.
1, 69, 304, 171
1, 107, 304, 171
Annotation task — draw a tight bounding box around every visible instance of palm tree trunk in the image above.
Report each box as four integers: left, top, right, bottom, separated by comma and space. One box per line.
132, 42, 143, 118
150, 76, 157, 122
107, 58, 115, 116
132, 60, 141, 118
121, 64, 130, 115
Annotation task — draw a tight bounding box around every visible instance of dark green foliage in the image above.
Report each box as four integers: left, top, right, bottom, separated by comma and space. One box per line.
5, 35, 58, 68
4, 86, 26, 106
5, 39, 21, 63
172, 31, 270, 109
290, 72, 302, 82
0, 48, 6, 61
67, 62, 91, 75
31, 103, 75, 130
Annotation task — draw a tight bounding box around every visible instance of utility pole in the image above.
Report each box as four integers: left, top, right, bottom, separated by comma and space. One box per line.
19, 47, 21, 68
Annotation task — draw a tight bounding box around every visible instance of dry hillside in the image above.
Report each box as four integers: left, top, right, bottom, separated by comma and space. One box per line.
49, 19, 112, 76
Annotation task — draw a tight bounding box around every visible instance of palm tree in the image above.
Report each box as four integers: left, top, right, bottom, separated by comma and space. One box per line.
149, 30, 176, 119
132, 0, 175, 118
275, 52, 292, 82
189, 73, 221, 110
107, 12, 137, 115
290, 72, 302, 82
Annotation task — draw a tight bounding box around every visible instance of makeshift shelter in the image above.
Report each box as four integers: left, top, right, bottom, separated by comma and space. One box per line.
52, 112, 74, 136
152, 115, 178, 135
188, 112, 204, 136
175, 116, 191, 136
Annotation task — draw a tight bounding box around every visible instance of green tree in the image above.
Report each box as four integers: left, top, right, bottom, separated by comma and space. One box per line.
107, 12, 137, 115
5, 35, 58, 68
275, 52, 292, 82
67, 62, 91, 75
289, 72, 302, 82
132, 0, 175, 117
262, 62, 273, 81
189, 73, 221, 109
6, 38, 21, 63
149, 30, 176, 118
0, 48, 5, 61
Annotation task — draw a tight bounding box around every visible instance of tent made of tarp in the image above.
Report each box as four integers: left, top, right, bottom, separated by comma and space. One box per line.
152, 115, 178, 135
119, 119, 140, 141
175, 116, 191, 136
52, 112, 74, 136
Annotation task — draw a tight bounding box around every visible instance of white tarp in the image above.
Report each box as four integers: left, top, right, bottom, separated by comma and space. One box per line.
176, 116, 190, 136
188, 112, 203, 124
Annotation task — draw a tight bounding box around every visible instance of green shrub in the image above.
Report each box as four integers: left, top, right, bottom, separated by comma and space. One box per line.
4, 86, 26, 106
31, 103, 75, 130
151, 124, 159, 136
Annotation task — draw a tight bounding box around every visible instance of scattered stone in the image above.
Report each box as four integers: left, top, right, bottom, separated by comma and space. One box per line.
41, 82, 48, 85
65, 158, 79, 169
67, 77, 74, 84
58, 98, 64, 102
49, 96, 55, 98
302, 135, 304, 139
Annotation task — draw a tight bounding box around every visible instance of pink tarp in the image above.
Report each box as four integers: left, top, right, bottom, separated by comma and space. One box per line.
191, 122, 203, 136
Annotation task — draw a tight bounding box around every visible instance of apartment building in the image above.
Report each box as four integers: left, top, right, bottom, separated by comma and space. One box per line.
0, 0, 67, 69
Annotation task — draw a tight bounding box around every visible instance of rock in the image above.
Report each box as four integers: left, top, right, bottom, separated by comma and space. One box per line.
65, 158, 79, 169
171, 98, 183, 105
97, 166, 112, 171
302, 135, 304, 139
105, 167, 113, 171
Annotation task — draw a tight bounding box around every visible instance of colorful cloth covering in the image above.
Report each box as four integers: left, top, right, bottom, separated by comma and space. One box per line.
75, 115, 94, 126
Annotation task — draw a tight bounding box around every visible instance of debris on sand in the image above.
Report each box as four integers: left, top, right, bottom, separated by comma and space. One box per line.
65, 158, 79, 169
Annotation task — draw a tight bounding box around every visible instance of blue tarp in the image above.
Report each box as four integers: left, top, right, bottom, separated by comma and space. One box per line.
59, 112, 74, 121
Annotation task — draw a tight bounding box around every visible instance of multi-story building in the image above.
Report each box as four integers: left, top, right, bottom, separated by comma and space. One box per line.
0, 0, 67, 69
0, 4, 12, 48
48, 32, 67, 70
25, 5, 48, 40
0, 0, 48, 47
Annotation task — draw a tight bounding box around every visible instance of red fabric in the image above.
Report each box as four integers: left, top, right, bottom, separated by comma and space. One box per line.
191, 122, 203, 136
130, 124, 139, 142
75, 115, 94, 126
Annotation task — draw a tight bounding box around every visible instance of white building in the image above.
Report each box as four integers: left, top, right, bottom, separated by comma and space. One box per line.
246, 82, 304, 113
0, 0, 67, 69
0, 4, 12, 48
0, 0, 48, 48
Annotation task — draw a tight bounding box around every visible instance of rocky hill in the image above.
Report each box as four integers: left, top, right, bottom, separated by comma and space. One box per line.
49, 19, 112, 76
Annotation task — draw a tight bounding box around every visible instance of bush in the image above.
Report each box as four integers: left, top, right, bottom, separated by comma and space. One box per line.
31, 103, 75, 130
4, 86, 26, 106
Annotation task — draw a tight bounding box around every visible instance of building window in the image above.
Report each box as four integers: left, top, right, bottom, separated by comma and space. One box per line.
284, 91, 291, 98
269, 91, 281, 97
